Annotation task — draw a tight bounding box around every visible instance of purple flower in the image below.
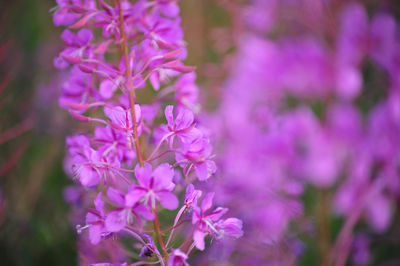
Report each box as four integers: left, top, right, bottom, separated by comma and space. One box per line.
192, 192, 229, 250
66, 136, 102, 187
161, 105, 202, 144
94, 125, 135, 162
84, 193, 110, 245
138, 12, 183, 49
214, 218, 244, 239
105, 105, 143, 142
53, 0, 236, 263
176, 137, 217, 181
53, 0, 90, 26
129, 162, 178, 210
365, 192, 392, 233
167, 249, 189, 266
104, 187, 154, 233
337, 3, 369, 66
139, 234, 158, 258
184, 184, 202, 208
58, 67, 94, 109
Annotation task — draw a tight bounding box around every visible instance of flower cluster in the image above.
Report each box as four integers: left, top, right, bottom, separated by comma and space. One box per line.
53, 0, 242, 265
205, 1, 400, 265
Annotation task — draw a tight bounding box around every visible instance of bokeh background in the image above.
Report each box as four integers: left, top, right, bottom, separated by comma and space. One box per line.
1, 0, 400, 265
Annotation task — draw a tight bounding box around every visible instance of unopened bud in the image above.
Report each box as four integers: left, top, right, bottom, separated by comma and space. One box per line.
61, 54, 82, 64
69, 110, 90, 122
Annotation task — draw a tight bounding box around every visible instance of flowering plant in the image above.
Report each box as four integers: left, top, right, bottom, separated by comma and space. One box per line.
52, 0, 242, 265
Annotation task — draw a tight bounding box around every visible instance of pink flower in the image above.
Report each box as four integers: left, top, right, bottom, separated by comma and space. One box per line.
176, 137, 217, 181
167, 249, 189, 266
105, 105, 143, 141
84, 193, 110, 244
161, 105, 202, 144
214, 218, 244, 239
184, 184, 202, 208
192, 192, 228, 250
105, 187, 154, 233
129, 162, 178, 210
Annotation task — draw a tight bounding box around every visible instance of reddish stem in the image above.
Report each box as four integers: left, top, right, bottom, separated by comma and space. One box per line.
116, 0, 144, 167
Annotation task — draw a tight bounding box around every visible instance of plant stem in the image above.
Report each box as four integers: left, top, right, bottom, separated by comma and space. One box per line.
317, 189, 331, 265
116, 0, 144, 167
153, 208, 168, 258
116, 1, 166, 262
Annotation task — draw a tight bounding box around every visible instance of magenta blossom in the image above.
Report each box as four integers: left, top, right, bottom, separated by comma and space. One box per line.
184, 184, 202, 209
105, 105, 143, 143
105, 187, 154, 233
156, 105, 201, 146
176, 137, 216, 181
129, 162, 178, 210
83, 193, 111, 245
192, 192, 242, 250
167, 249, 189, 266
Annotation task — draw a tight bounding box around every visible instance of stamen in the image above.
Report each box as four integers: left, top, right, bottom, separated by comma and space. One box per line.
76, 224, 90, 234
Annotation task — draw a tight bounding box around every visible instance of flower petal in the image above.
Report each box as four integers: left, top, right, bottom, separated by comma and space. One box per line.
175, 108, 194, 130
80, 166, 100, 187
94, 192, 105, 215
165, 105, 174, 128
157, 191, 178, 210
207, 207, 228, 221
105, 209, 127, 232
152, 163, 174, 190
125, 188, 146, 207
107, 187, 125, 207
135, 162, 153, 188
193, 230, 206, 251
89, 224, 103, 245
201, 192, 215, 212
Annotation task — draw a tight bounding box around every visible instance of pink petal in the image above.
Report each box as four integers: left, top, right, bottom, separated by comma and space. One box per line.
85, 211, 99, 224
193, 230, 206, 251
94, 192, 105, 215
89, 224, 102, 245
77, 28, 93, 46
201, 192, 215, 212
216, 218, 243, 238
125, 188, 146, 207
175, 109, 194, 130
152, 163, 174, 190
195, 162, 209, 181
105, 106, 128, 129
192, 207, 201, 225
135, 204, 155, 220
165, 105, 174, 128
135, 163, 153, 188
365, 194, 391, 233
150, 72, 160, 91
157, 191, 178, 210
100, 79, 117, 99
80, 166, 100, 187
61, 29, 76, 45
178, 128, 202, 144
207, 207, 228, 221
336, 66, 361, 100
107, 187, 125, 207
105, 210, 127, 232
